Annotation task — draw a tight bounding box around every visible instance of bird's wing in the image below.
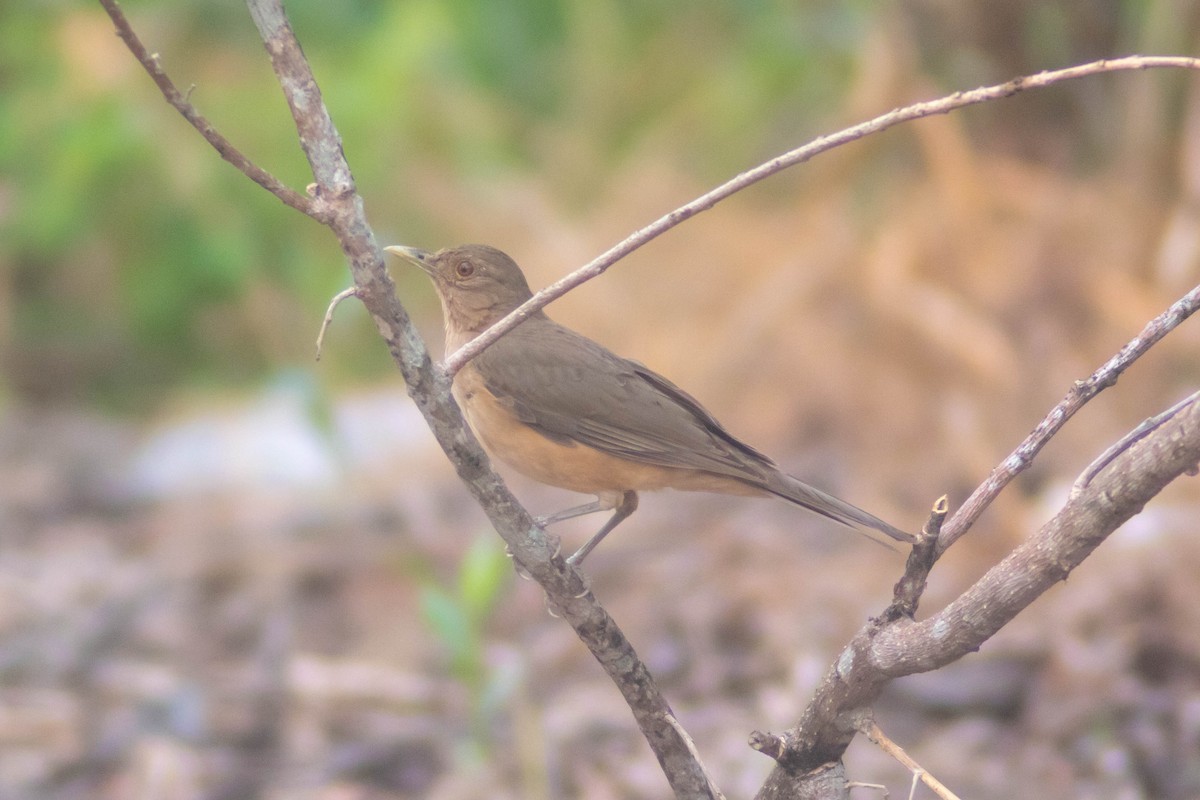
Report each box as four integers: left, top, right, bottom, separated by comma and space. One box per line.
473, 321, 776, 481
475, 321, 914, 543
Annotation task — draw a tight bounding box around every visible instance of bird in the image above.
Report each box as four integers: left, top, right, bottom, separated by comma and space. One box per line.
385, 243, 912, 564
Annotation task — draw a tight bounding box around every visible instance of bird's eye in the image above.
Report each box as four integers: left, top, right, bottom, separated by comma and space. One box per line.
455, 260, 475, 278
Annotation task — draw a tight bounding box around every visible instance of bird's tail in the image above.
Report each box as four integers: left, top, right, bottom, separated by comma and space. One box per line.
764, 472, 915, 544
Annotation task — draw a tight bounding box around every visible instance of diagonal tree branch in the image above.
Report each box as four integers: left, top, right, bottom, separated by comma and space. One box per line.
241, 2, 723, 796
441, 55, 1200, 378
939, 282, 1200, 551
98, 0, 317, 219
99, 0, 723, 795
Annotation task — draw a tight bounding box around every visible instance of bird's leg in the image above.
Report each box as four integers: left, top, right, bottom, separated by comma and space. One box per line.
535, 500, 611, 527
567, 491, 638, 566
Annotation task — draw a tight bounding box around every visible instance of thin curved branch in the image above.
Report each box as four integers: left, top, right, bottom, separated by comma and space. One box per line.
443, 55, 1200, 377
98, 0, 318, 219
939, 282, 1200, 550
315, 286, 359, 360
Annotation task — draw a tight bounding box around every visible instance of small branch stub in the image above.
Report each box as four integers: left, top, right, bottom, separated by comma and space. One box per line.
315, 286, 361, 360
749, 730, 791, 762
884, 495, 948, 621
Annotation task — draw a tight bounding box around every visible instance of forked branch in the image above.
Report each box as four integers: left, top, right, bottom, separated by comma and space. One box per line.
753, 391, 1200, 798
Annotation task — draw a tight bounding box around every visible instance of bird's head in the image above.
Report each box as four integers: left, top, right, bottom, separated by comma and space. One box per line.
385, 243, 537, 334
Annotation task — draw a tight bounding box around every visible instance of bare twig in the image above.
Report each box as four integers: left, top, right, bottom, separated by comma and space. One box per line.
1076, 392, 1200, 488
443, 55, 1200, 378
314, 286, 359, 360
938, 282, 1200, 551
861, 721, 961, 800
97, 0, 317, 219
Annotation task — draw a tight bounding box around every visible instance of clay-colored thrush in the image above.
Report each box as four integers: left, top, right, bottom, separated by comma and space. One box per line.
386, 243, 912, 563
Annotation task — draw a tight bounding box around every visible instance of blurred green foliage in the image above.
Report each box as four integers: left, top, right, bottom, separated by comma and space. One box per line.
0, 0, 1180, 410
418, 532, 514, 750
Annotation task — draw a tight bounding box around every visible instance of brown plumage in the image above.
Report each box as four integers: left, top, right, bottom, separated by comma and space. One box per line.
387, 243, 912, 563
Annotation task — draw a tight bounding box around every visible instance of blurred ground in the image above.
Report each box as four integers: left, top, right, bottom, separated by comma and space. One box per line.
2, 374, 1199, 800
4, 2, 1200, 799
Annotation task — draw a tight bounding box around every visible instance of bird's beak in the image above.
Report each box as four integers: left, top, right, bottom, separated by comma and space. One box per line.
384, 245, 435, 275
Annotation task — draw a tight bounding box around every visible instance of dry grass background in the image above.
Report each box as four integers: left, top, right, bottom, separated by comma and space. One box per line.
3, 9, 1200, 800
